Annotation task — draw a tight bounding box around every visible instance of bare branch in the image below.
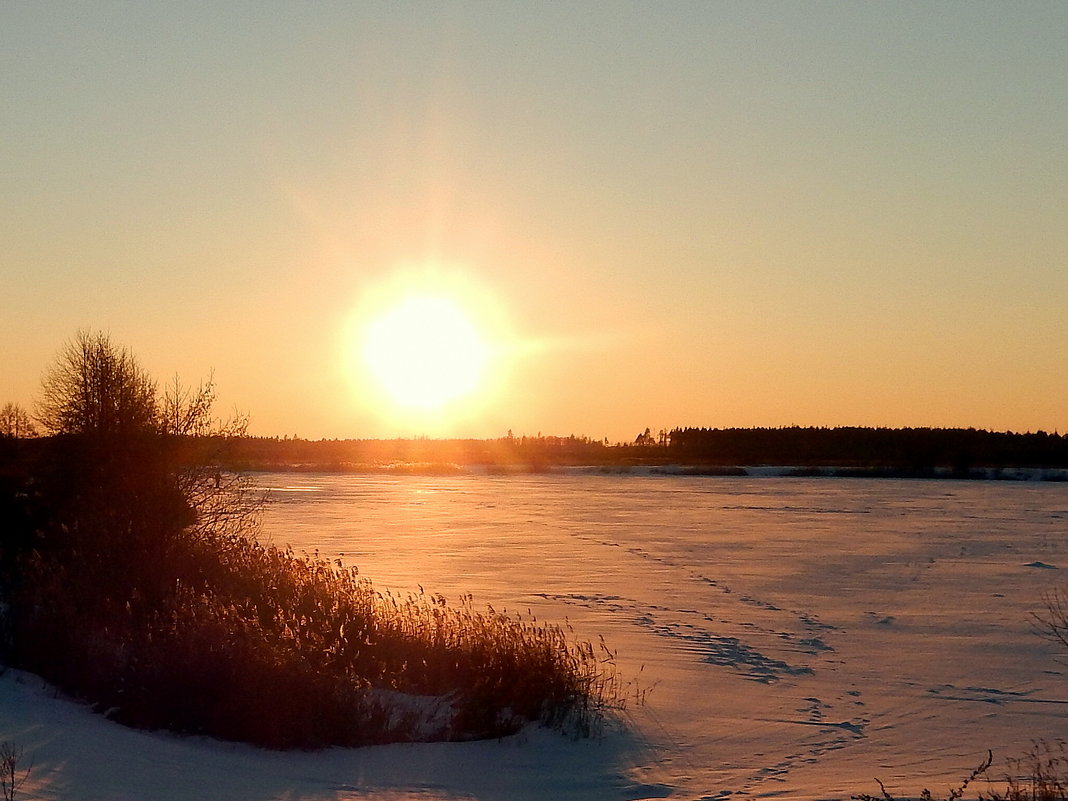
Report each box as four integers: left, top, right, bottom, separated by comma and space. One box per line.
1033, 588, 1068, 654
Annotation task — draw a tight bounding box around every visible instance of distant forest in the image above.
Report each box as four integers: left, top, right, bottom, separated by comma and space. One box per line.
666, 426, 1068, 473
6, 424, 1068, 477
176, 426, 1068, 476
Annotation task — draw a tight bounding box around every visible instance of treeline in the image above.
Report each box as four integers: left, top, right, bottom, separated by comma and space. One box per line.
667, 426, 1068, 470
148, 426, 1068, 474
8, 421, 1067, 473
8, 389, 1067, 473
219, 433, 612, 471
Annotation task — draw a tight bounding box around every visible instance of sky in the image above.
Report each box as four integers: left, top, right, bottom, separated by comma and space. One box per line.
3, 2, 1067, 442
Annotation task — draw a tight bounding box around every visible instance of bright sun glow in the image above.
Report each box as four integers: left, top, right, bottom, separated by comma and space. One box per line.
361, 293, 491, 412
344, 268, 515, 433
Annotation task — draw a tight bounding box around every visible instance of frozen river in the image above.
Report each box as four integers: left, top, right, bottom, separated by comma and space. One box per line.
256, 472, 1068, 800
4, 472, 1066, 801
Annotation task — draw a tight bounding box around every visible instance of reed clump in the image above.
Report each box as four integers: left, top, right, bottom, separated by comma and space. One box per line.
1, 451, 622, 748
0, 332, 623, 749
5, 450, 624, 746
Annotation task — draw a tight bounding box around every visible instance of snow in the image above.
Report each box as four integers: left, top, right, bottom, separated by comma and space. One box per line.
0, 670, 648, 800
3, 474, 1066, 800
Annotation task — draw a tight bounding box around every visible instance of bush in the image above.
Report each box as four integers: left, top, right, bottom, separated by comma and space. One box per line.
0, 332, 621, 748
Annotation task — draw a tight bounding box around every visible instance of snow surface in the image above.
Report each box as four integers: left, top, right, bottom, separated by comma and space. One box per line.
2, 474, 1066, 800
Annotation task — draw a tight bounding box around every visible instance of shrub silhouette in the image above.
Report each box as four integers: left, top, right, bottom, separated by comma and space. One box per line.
0, 331, 619, 748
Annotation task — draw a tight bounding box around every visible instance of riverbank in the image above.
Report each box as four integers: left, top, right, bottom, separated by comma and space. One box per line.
246, 459, 1068, 481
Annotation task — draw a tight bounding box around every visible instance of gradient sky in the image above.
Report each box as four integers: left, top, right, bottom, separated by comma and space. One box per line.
3, 2, 1067, 442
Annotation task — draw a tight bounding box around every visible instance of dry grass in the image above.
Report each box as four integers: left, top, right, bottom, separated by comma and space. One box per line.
854, 743, 1068, 801
1, 453, 625, 747
1, 438, 626, 748
1, 334, 628, 749
986, 741, 1068, 801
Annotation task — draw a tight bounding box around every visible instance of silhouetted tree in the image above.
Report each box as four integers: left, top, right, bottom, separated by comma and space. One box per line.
36, 329, 158, 437
4, 332, 257, 691
635, 427, 655, 446
0, 403, 36, 438
160, 373, 258, 542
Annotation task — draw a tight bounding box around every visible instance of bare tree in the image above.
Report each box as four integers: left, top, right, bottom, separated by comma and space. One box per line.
35, 334, 255, 528
161, 373, 261, 542
0, 740, 30, 801
0, 403, 36, 438
36, 330, 158, 437
160, 373, 217, 438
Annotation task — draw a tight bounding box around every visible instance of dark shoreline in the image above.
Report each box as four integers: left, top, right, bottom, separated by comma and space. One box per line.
8, 426, 1068, 482
223, 426, 1068, 478
246, 461, 1068, 482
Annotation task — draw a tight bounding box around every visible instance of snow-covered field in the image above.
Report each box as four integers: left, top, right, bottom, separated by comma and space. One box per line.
3, 473, 1066, 800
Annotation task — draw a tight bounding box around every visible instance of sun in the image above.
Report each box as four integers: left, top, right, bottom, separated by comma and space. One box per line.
361, 293, 491, 412
344, 268, 515, 431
